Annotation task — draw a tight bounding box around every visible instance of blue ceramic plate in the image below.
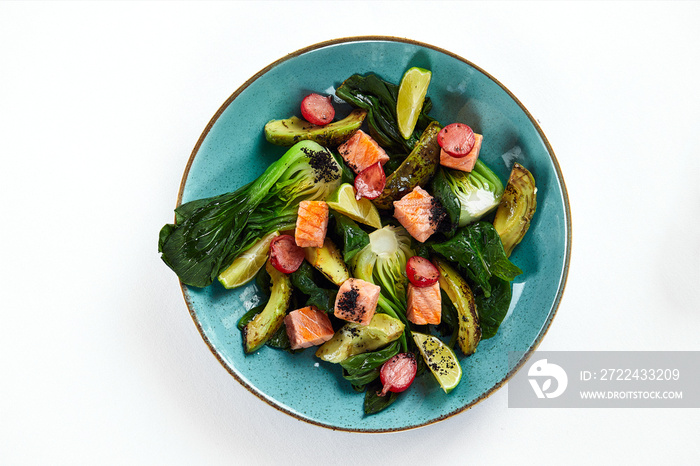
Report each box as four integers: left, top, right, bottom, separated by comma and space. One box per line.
176, 37, 571, 432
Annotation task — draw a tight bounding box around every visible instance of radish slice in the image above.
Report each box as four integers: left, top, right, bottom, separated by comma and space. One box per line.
379, 353, 417, 396
354, 162, 386, 200
300, 94, 335, 126
269, 235, 305, 274
406, 256, 440, 287
437, 123, 475, 158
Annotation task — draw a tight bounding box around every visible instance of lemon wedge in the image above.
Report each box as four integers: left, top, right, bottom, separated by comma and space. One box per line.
326, 183, 382, 229
218, 231, 279, 289
413, 331, 462, 393
397, 67, 432, 139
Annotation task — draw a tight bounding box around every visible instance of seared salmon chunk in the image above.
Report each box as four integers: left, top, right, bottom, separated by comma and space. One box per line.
334, 278, 381, 325
284, 305, 335, 350
295, 200, 329, 248
407, 282, 441, 325
337, 129, 390, 174
392, 186, 445, 243
440, 133, 483, 172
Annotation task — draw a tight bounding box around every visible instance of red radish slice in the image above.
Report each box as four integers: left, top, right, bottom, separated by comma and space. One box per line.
354, 162, 386, 200
269, 234, 305, 274
406, 256, 440, 287
379, 353, 417, 396
437, 123, 475, 158
300, 93, 335, 126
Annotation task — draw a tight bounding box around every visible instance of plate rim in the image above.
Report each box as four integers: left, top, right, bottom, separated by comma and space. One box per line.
174, 35, 572, 433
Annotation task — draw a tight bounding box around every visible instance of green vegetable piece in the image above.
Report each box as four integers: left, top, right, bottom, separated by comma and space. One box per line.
432, 160, 505, 228
265, 323, 294, 351
349, 225, 415, 352
430, 221, 522, 297
371, 121, 442, 210
303, 237, 350, 286
474, 277, 512, 339
263, 109, 367, 147
332, 211, 370, 263
332, 151, 356, 185
433, 258, 481, 356
350, 226, 414, 309
158, 140, 341, 288
363, 379, 399, 415
242, 261, 292, 353
236, 304, 265, 330
430, 168, 461, 233
436, 289, 460, 349
315, 314, 405, 363
289, 262, 337, 313
493, 163, 537, 257
335, 73, 435, 153
340, 340, 401, 390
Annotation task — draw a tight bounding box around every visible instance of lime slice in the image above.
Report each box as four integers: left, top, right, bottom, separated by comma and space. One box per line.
218, 231, 279, 289
412, 332, 462, 393
326, 183, 382, 229
397, 67, 432, 140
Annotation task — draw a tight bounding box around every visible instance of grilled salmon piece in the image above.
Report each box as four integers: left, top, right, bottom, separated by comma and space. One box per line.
337, 129, 390, 174
334, 278, 381, 325
407, 282, 441, 325
295, 200, 329, 248
440, 133, 483, 172
284, 305, 335, 350
392, 186, 444, 243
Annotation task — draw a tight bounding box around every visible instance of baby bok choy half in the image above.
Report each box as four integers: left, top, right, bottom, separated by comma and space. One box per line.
431, 160, 504, 230
349, 225, 415, 352
158, 140, 342, 288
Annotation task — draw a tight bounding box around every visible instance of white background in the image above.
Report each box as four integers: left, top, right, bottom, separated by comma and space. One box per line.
2, 2, 698, 465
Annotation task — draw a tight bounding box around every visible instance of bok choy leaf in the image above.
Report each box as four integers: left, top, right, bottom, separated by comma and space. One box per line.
158, 140, 342, 287
430, 221, 521, 298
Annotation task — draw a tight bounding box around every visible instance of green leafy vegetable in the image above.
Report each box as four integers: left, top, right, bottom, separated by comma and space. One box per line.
363, 379, 398, 415
430, 168, 461, 233
158, 140, 342, 287
431, 221, 522, 297
332, 151, 356, 185
335, 73, 434, 153
340, 341, 400, 390
289, 262, 337, 313
432, 161, 504, 228
474, 277, 512, 339
265, 323, 294, 351
332, 211, 370, 263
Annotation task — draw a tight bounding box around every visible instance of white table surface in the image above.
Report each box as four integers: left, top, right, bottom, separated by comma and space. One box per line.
2, 2, 698, 464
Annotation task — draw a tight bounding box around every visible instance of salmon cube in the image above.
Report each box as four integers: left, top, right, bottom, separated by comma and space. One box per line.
334, 278, 381, 325
407, 282, 442, 325
337, 129, 390, 174
295, 200, 329, 248
392, 186, 444, 243
284, 305, 335, 350
440, 133, 483, 172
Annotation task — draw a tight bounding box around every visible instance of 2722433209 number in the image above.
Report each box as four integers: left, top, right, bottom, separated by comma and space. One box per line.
599, 368, 680, 381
